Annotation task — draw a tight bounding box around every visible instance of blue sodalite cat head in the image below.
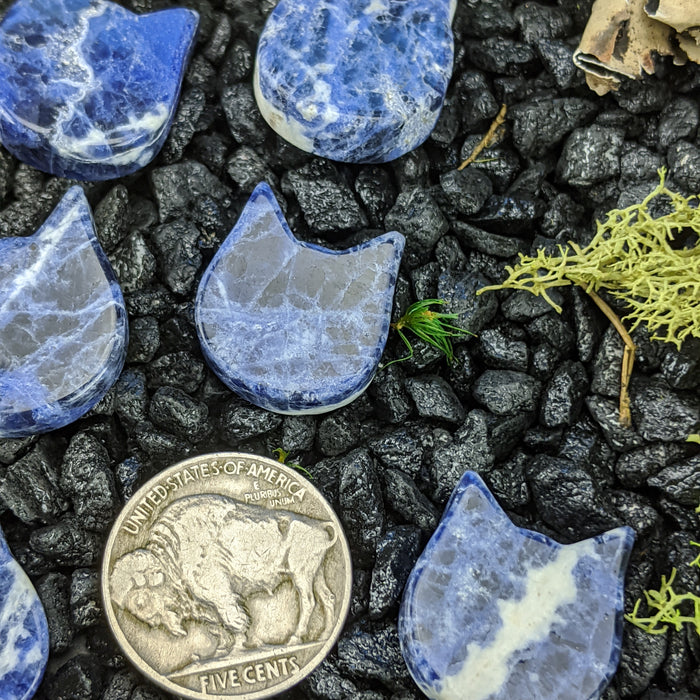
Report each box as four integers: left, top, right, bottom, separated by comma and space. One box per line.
255, 0, 455, 163
0, 186, 127, 437
0, 0, 198, 179
195, 182, 405, 414
0, 527, 49, 699
399, 471, 635, 700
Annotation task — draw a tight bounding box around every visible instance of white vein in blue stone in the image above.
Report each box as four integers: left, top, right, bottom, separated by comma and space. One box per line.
0, 186, 127, 437
254, 0, 456, 163
0, 0, 198, 179
399, 471, 635, 700
195, 182, 405, 414
0, 527, 49, 700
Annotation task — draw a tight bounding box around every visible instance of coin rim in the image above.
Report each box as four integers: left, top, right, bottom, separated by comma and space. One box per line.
101, 451, 353, 700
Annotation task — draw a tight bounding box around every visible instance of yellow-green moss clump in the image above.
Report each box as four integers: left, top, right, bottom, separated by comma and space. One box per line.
626, 501, 700, 638
479, 168, 700, 350
478, 169, 700, 426
625, 550, 700, 637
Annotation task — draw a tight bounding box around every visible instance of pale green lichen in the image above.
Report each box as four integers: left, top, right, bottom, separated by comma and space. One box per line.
478, 168, 700, 350
625, 541, 700, 637
627, 500, 700, 637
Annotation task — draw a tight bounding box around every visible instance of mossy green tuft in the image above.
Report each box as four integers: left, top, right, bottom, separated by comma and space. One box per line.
383, 299, 475, 368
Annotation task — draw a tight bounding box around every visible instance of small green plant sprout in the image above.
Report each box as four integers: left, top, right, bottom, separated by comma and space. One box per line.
272, 447, 313, 480
688, 434, 700, 444
625, 541, 700, 637
383, 299, 475, 368
478, 168, 700, 428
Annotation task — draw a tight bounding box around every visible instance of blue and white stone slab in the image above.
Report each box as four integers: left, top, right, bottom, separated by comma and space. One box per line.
0, 0, 198, 180
399, 471, 635, 700
0, 526, 49, 700
254, 0, 456, 163
195, 182, 405, 414
0, 186, 128, 437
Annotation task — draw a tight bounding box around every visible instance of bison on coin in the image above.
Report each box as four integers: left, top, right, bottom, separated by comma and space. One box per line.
109, 494, 338, 654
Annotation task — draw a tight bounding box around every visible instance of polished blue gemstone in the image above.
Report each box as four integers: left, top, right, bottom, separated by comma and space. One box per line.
195, 182, 405, 414
0, 0, 198, 180
254, 0, 455, 163
0, 186, 128, 437
399, 471, 635, 700
0, 526, 49, 700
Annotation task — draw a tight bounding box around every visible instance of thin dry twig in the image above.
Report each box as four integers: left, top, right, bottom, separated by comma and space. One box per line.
586, 289, 636, 428
458, 104, 507, 171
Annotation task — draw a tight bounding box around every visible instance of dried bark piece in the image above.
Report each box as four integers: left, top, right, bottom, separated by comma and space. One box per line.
677, 32, 700, 63
644, 0, 700, 33
645, 0, 700, 64
574, 0, 681, 95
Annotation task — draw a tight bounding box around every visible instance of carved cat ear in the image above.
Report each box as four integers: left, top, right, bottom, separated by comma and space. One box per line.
195, 182, 405, 414
400, 471, 636, 700
0, 0, 198, 179
573, 527, 635, 584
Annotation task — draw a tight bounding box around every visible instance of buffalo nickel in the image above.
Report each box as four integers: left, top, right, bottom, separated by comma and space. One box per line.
102, 452, 352, 699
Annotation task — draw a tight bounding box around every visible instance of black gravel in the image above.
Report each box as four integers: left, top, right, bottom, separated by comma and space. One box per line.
1, 0, 699, 698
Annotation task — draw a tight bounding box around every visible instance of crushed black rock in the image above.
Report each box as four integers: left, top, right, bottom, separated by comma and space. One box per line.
1, 2, 699, 697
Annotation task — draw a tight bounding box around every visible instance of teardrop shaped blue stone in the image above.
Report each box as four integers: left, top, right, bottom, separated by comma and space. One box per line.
255, 0, 455, 163
0, 526, 49, 700
0, 0, 198, 179
0, 186, 128, 437
399, 471, 635, 700
195, 182, 405, 414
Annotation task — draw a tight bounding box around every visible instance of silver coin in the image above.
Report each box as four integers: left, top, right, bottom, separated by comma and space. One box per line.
102, 452, 352, 699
